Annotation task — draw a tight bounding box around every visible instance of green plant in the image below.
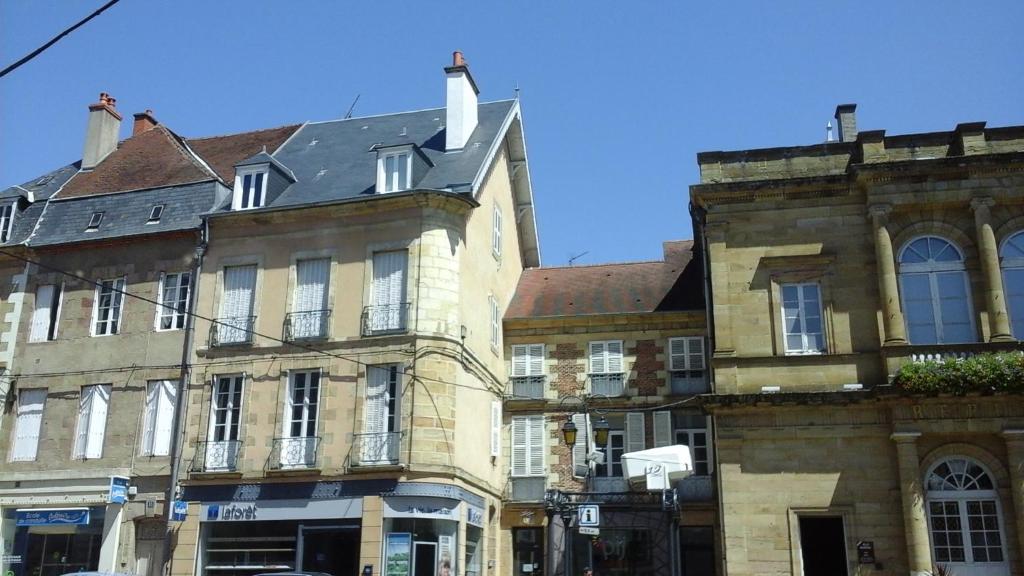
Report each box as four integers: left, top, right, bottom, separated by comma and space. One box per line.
895, 352, 1024, 394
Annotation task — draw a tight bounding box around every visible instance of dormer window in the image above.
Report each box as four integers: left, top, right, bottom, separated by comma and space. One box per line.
148, 204, 164, 223
0, 204, 13, 243
86, 212, 103, 231
378, 151, 411, 193
233, 167, 268, 210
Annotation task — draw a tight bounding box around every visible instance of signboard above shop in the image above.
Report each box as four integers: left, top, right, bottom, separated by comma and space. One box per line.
16, 508, 90, 526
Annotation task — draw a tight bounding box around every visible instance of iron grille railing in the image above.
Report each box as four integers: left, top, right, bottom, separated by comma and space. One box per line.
590, 373, 625, 396
191, 440, 242, 473
675, 475, 715, 502
670, 371, 709, 395
508, 477, 547, 502
268, 436, 321, 470
511, 376, 545, 399
360, 303, 410, 336
284, 310, 331, 341
351, 431, 402, 466
210, 316, 256, 346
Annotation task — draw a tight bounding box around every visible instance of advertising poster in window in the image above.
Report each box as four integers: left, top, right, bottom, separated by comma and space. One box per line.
385, 533, 412, 576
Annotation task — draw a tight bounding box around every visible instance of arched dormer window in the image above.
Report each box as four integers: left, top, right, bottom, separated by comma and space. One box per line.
925, 457, 1008, 569
1000, 231, 1024, 338
898, 236, 976, 344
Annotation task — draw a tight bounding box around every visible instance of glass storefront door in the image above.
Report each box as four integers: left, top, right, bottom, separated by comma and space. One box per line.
299, 526, 360, 576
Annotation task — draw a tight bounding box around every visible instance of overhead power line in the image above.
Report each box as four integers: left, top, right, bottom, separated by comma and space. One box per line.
0, 0, 123, 79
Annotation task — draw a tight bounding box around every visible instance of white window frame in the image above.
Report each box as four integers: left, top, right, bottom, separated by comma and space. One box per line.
147, 204, 164, 223
589, 340, 624, 375
283, 369, 322, 439
780, 282, 826, 355
489, 294, 500, 351
73, 384, 111, 459
492, 205, 503, 259
155, 272, 191, 331
29, 283, 63, 342
140, 380, 176, 456
208, 374, 245, 443
595, 430, 625, 478
925, 457, 1009, 568
490, 400, 502, 458
10, 388, 46, 462
675, 426, 711, 476
1000, 230, 1024, 339
0, 204, 13, 243
510, 415, 545, 477
232, 167, 269, 210
377, 150, 412, 194
92, 277, 126, 336
898, 235, 977, 344
86, 212, 103, 230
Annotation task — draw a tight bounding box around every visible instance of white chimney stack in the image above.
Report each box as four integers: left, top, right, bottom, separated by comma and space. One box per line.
82, 92, 122, 169
445, 51, 479, 151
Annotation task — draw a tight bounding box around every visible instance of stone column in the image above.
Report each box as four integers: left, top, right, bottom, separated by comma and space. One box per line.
1002, 430, 1024, 563
871, 205, 908, 344
971, 197, 1014, 341
891, 432, 931, 576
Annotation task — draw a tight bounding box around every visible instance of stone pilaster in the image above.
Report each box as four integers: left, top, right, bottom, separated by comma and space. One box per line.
891, 432, 931, 576
971, 197, 1014, 341
1002, 429, 1024, 563
870, 205, 907, 345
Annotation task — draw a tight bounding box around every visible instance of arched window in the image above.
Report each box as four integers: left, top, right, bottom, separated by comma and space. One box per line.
1000, 231, 1024, 338
898, 236, 976, 344
925, 458, 1008, 573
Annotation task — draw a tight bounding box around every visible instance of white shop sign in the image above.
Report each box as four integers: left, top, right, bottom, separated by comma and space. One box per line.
201, 498, 361, 522
383, 496, 461, 520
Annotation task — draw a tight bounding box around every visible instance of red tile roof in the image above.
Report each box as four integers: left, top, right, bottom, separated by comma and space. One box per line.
186, 124, 300, 185
506, 241, 703, 318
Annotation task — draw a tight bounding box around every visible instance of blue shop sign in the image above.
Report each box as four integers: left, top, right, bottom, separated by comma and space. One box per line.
16, 508, 90, 526
108, 476, 130, 505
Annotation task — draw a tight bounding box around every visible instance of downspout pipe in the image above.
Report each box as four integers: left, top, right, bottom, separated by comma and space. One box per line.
162, 218, 208, 576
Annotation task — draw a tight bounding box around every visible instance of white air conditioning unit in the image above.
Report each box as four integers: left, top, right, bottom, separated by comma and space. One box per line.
622, 445, 694, 492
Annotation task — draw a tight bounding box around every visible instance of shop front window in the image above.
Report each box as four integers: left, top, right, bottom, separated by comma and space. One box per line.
384, 517, 459, 576
513, 528, 544, 576
574, 528, 653, 576
200, 520, 359, 576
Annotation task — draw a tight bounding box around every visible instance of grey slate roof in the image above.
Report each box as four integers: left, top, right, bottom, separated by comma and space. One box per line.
244, 100, 516, 210
28, 181, 219, 247
235, 151, 297, 182
0, 162, 80, 201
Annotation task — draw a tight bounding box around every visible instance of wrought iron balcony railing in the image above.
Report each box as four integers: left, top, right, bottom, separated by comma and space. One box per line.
511, 376, 546, 399
351, 431, 402, 466
191, 440, 242, 473
590, 373, 625, 397
507, 476, 547, 502
361, 303, 410, 336
675, 475, 715, 503
268, 436, 321, 470
210, 316, 256, 346
284, 309, 331, 341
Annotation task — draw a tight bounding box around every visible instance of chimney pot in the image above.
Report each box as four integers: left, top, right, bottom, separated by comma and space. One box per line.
453, 51, 465, 67
132, 109, 158, 136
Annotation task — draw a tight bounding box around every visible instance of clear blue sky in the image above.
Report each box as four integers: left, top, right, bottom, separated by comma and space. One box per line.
2, 1, 1022, 265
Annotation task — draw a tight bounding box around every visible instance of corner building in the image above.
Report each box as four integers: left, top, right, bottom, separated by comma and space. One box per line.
691, 105, 1024, 576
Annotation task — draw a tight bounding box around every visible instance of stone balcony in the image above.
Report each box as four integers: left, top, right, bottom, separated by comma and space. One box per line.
881, 340, 1024, 381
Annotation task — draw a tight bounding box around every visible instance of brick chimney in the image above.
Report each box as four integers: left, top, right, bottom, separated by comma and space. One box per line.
133, 109, 158, 136
834, 104, 857, 143
82, 92, 122, 169
445, 51, 479, 151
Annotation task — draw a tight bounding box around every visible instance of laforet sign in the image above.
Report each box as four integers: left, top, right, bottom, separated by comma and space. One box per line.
894, 401, 1024, 421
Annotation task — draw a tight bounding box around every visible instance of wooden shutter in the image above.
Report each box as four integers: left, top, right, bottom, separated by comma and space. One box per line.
527, 344, 544, 375
511, 417, 528, 476
372, 251, 407, 306
490, 401, 502, 458
29, 285, 54, 342
86, 385, 110, 459
153, 381, 176, 456
294, 259, 330, 312
222, 265, 257, 318
589, 342, 606, 373
11, 388, 46, 461
142, 382, 158, 454
74, 387, 93, 457
571, 413, 592, 478
669, 338, 687, 371
653, 411, 673, 448
527, 415, 545, 475
606, 341, 624, 373
493, 206, 502, 257
625, 412, 646, 453
511, 345, 528, 377
364, 366, 388, 434
670, 338, 705, 371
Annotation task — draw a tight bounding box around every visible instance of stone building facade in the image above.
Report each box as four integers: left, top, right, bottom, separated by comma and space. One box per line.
691, 105, 1024, 576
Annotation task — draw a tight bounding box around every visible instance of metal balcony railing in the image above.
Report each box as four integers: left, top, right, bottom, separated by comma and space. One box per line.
191, 440, 242, 473
507, 477, 547, 502
670, 371, 709, 395
351, 431, 402, 466
284, 309, 331, 341
268, 436, 320, 470
590, 373, 625, 397
675, 475, 715, 503
511, 376, 545, 399
361, 303, 410, 336
210, 316, 256, 346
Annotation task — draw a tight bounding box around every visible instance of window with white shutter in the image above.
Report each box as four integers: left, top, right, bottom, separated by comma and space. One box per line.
589, 340, 624, 396
653, 411, 673, 448
217, 265, 257, 344
11, 388, 46, 461
29, 284, 62, 342
490, 401, 502, 458
92, 278, 125, 336
141, 380, 176, 456
625, 412, 646, 454
362, 364, 401, 464
511, 344, 545, 398
291, 258, 331, 339
489, 295, 500, 350
157, 272, 191, 331
571, 413, 592, 478
233, 168, 268, 210
368, 251, 408, 333
0, 204, 13, 243
492, 206, 503, 259
668, 337, 707, 394
74, 384, 110, 459
511, 415, 545, 477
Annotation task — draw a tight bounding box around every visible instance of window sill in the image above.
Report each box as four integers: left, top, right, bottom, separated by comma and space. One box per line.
783, 350, 826, 357
266, 467, 321, 478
